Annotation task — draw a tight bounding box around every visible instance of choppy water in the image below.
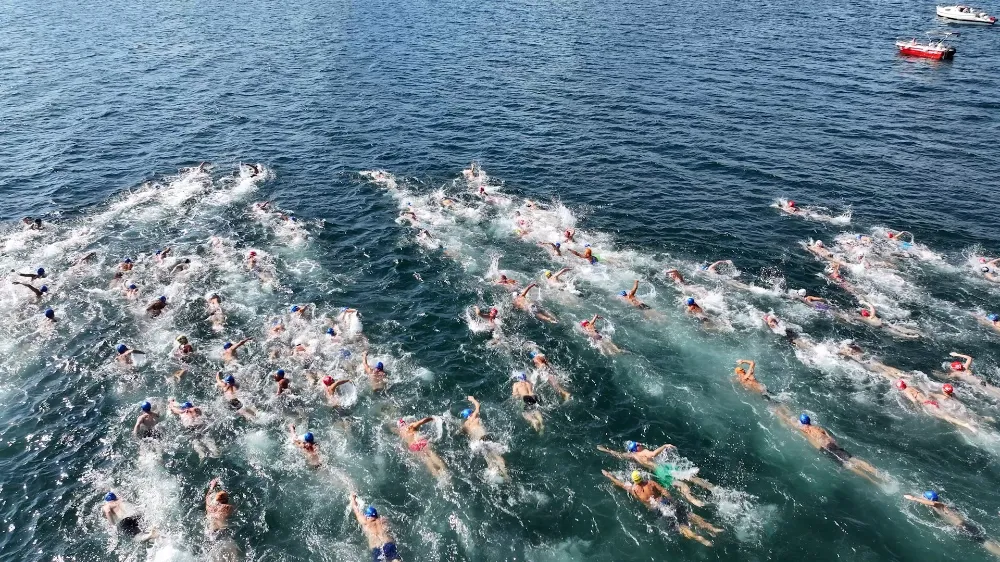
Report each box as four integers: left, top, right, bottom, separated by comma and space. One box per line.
2, 0, 1000, 561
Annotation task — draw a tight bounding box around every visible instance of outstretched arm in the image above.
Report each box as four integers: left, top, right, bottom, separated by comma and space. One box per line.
11, 282, 43, 297
409, 416, 435, 431
362, 351, 372, 374
628, 280, 639, 299
288, 424, 299, 441
601, 470, 629, 490
553, 267, 572, 280
132, 419, 144, 437
650, 444, 676, 457
706, 260, 731, 274
950, 352, 973, 369
329, 379, 352, 392
597, 446, 631, 460
590, 314, 601, 327
349, 493, 367, 526
519, 283, 538, 298
903, 494, 941, 508
467, 396, 481, 418
233, 338, 252, 351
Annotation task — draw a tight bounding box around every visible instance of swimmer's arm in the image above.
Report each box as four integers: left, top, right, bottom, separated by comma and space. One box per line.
543, 374, 571, 401
288, 424, 301, 442
467, 396, 481, 418
167, 399, 183, 415
362, 352, 373, 374
803, 296, 827, 303
706, 260, 731, 274
231, 338, 252, 351
17, 272, 40, 280
650, 444, 676, 457
131, 418, 144, 437
601, 470, 629, 490
590, 314, 601, 327
950, 352, 973, 369
903, 494, 940, 508
567, 249, 584, 258
409, 417, 435, 431
329, 379, 352, 392
553, 268, 572, 280
349, 493, 366, 526
597, 446, 630, 460
519, 283, 537, 298
628, 280, 639, 299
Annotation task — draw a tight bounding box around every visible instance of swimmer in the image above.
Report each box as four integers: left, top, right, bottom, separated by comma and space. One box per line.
394, 416, 449, 478
539, 241, 562, 257
207, 294, 224, 330
205, 478, 233, 532
168, 398, 218, 458
11, 281, 48, 300
601, 470, 719, 547
132, 401, 160, 438
619, 280, 650, 310
215, 372, 255, 418
977, 312, 1000, 333
495, 273, 519, 288
895, 379, 980, 432
542, 267, 572, 287
703, 260, 733, 275
289, 424, 321, 468
325, 326, 342, 343
168, 398, 205, 428
567, 245, 598, 265
684, 297, 709, 322
146, 295, 168, 318
526, 351, 572, 401
836, 342, 908, 382
273, 369, 290, 395
580, 315, 623, 354
780, 199, 799, 214
399, 208, 419, 225
665, 269, 686, 285
886, 230, 914, 244
350, 494, 402, 562
904, 491, 1000, 556
246, 163, 260, 177
102, 492, 157, 542
362, 351, 388, 391
513, 283, 559, 323
460, 396, 508, 480
71, 251, 97, 266
805, 239, 838, 262
115, 344, 139, 365
472, 306, 499, 328
119, 258, 133, 272
563, 229, 576, 242
512, 373, 544, 433
17, 267, 46, 281
155, 247, 172, 263
124, 283, 139, 299
788, 288, 830, 310
268, 318, 285, 337
222, 338, 252, 362
598, 442, 714, 506
941, 352, 1000, 399
289, 304, 309, 318
734, 360, 768, 397
174, 335, 194, 360
773, 408, 883, 484
762, 314, 781, 331
246, 250, 261, 271
321, 376, 354, 409
169, 258, 191, 275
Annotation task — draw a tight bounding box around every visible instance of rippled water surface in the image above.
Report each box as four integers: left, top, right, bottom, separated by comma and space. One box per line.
2, 0, 1000, 561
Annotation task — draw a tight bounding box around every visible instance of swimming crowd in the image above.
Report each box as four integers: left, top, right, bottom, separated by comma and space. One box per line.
9, 165, 1000, 560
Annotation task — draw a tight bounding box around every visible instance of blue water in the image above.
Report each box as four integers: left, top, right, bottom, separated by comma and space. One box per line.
2, 0, 1000, 560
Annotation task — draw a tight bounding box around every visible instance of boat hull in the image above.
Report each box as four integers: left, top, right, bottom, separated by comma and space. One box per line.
897, 45, 956, 60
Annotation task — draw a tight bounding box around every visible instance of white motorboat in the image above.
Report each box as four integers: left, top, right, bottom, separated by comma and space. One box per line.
936, 5, 997, 23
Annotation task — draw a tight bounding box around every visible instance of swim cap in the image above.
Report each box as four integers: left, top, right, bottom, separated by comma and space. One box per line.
700, 264, 709, 270
516, 372, 527, 381
176, 335, 188, 344
529, 351, 537, 358
950, 361, 964, 371
554, 242, 561, 248
626, 440, 639, 453
460, 408, 473, 419
860, 309, 871, 318
619, 291, 628, 297
796, 288, 806, 297
104, 492, 117, 502
815, 240, 824, 248
365, 506, 379, 519
489, 307, 498, 315
799, 414, 811, 425
128, 284, 136, 290
580, 320, 589, 327
924, 490, 939, 502
158, 296, 166, 302
225, 375, 236, 385
686, 297, 695, 306
182, 401, 193, 410
141, 401, 151, 412
37, 267, 45, 276
788, 200, 795, 207
124, 258, 132, 264
303, 432, 314, 443
291, 306, 300, 312
376, 362, 384, 370
116, 344, 128, 354
326, 327, 335, 335
942, 383, 954, 395
223, 342, 232, 349
630, 471, 642, 483
896, 379, 907, 390
341, 349, 352, 358
989, 313, 1000, 322
322, 375, 334, 386
276, 369, 285, 378
40, 285, 48, 293
44, 309, 54, 319
887, 232, 895, 238
585, 244, 591, 248
249, 251, 256, 257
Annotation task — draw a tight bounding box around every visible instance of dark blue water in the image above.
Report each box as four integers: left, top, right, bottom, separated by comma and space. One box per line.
2, 0, 1000, 560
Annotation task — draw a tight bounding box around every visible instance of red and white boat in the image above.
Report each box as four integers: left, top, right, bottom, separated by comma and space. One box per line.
895, 39, 957, 60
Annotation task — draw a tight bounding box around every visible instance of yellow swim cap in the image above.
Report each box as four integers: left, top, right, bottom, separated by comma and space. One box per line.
631, 470, 642, 483
543, 270, 552, 278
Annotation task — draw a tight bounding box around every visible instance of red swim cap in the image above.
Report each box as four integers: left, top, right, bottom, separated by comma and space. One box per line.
950, 361, 964, 371
942, 383, 954, 395
580, 320, 589, 327
896, 379, 907, 390
788, 200, 795, 207
249, 251, 257, 256
860, 309, 871, 318
887, 232, 895, 238
322, 376, 334, 386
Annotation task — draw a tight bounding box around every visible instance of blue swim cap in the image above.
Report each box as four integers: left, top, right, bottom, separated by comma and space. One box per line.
44, 309, 54, 319
141, 401, 151, 412
376, 362, 384, 370
686, 297, 695, 306
799, 414, 811, 425
276, 369, 285, 377
159, 296, 166, 302
460, 408, 473, 419
290, 216, 297, 222
988, 313, 1000, 322
901, 242, 913, 249
585, 244, 591, 248
291, 306, 299, 312
104, 492, 117, 502
116, 344, 128, 354
516, 372, 527, 381
700, 264, 709, 270
619, 291, 628, 296
365, 506, 378, 519
626, 440, 639, 453
589, 256, 598, 264
37, 267, 45, 276
40, 285, 48, 293
341, 349, 352, 358
223, 342, 232, 349
555, 242, 561, 248
225, 375, 235, 384
124, 258, 132, 264
326, 327, 335, 335
128, 284, 136, 290
182, 401, 193, 410
924, 490, 939, 502
529, 351, 537, 358
303, 432, 314, 443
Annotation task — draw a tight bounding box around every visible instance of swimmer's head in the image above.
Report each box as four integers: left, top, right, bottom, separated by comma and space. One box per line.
128, 284, 136, 290
799, 414, 811, 425
249, 251, 257, 257
859, 309, 871, 318
303, 432, 314, 444
735, 366, 746, 376
341, 349, 352, 359
123, 258, 132, 264
942, 383, 954, 395
225, 375, 236, 385
215, 491, 229, 504
322, 376, 334, 386
176, 335, 188, 345
580, 320, 589, 327
116, 344, 128, 354
44, 309, 55, 319
365, 506, 379, 519
459, 408, 473, 419
489, 308, 498, 318
887, 232, 895, 239
499, 274, 507, 281
40, 285, 49, 293
815, 240, 825, 248
950, 361, 964, 372
275, 369, 285, 379
182, 401, 193, 410
210, 293, 221, 302
158, 296, 166, 303
37, 267, 45, 277
989, 313, 1000, 322
787, 200, 796, 207
630, 471, 643, 483
796, 288, 807, 297
223, 342, 232, 350
626, 441, 639, 453
554, 242, 561, 248
686, 297, 695, 306
924, 490, 939, 502
516, 373, 527, 381
141, 401, 151, 412
375, 362, 384, 371
104, 492, 117, 502
543, 270, 552, 278
326, 327, 335, 335
619, 291, 628, 297
291, 305, 300, 313
584, 244, 591, 248
397, 418, 407, 428
895, 379, 907, 390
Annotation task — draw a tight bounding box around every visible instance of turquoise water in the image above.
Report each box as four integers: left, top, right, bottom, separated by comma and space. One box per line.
2, 1, 1000, 561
